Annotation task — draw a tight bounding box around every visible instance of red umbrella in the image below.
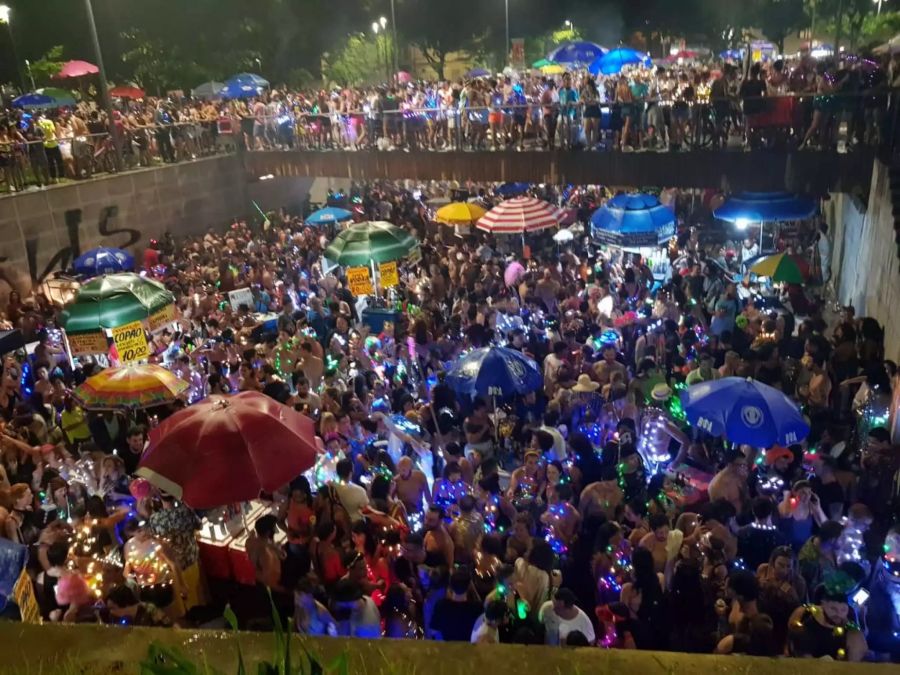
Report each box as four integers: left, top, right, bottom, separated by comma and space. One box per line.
137, 391, 317, 509
56, 60, 99, 79
109, 85, 145, 99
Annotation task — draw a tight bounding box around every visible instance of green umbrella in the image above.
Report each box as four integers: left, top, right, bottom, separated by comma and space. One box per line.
324, 221, 419, 266
60, 273, 175, 334
35, 87, 77, 107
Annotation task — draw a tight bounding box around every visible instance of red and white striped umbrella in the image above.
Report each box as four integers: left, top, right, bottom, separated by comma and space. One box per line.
476, 197, 564, 234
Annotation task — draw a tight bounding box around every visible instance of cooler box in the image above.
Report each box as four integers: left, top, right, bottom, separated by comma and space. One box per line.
361, 308, 400, 334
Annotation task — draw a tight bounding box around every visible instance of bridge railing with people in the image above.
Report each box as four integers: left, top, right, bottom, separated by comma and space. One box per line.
1, 90, 897, 195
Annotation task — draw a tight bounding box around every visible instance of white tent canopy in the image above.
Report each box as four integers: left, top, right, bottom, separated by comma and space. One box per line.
874, 34, 900, 55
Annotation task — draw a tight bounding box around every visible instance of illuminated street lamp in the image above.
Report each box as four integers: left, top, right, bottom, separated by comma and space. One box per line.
0, 4, 25, 92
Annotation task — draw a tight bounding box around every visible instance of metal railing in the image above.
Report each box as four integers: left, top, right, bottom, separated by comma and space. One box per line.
1, 90, 896, 194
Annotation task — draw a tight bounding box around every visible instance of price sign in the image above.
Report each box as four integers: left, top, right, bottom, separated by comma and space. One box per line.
13, 568, 41, 624
111, 321, 149, 364
228, 287, 254, 312
379, 261, 399, 288
66, 331, 108, 356
148, 304, 176, 332
347, 267, 374, 296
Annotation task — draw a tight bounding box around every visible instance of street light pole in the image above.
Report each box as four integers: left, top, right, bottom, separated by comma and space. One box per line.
83, 0, 122, 171
505, 0, 510, 66
390, 0, 398, 77
0, 5, 26, 93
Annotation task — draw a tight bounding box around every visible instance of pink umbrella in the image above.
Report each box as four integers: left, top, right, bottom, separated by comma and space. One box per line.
504, 261, 525, 287
477, 197, 564, 234
397, 71, 412, 84
56, 60, 99, 79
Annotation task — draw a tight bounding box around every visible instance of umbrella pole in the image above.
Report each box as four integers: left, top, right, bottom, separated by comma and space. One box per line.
428, 401, 444, 455
492, 392, 499, 444
370, 260, 379, 307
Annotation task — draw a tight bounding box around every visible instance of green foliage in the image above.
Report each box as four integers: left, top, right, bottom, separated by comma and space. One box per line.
27, 45, 65, 87
815, 0, 878, 50
141, 642, 218, 675
400, 0, 488, 79
324, 33, 390, 87
138, 594, 353, 675
120, 29, 206, 95
857, 10, 900, 47
748, 0, 808, 51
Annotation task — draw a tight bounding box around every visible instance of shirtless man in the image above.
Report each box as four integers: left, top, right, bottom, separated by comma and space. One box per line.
708, 449, 750, 514
423, 505, 454, 568
638, 513, 671, 574
392, 456, 432, 516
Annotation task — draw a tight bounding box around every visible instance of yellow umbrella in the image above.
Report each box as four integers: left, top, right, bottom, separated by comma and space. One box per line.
540, 64, 566, 74
434, 201, 487, 226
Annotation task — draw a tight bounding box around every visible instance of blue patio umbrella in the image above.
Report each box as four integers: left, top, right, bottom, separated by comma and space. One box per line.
591, 192, 675, 248
713, 192, 818, 223
549, 41, 607, 65
446, 346, 542, 398
466, 68, 490, 78
12, 93, 55, 110
225, 72, 269, 88
73, 247, 135, 277
221, 73, 269, 99
306, 207, 353, 226
681, 377, 810, 447
496, 182, 530, 197
589, 48, 650, 75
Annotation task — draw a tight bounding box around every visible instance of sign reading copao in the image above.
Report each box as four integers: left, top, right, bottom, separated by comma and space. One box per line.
111, 321, 149, 364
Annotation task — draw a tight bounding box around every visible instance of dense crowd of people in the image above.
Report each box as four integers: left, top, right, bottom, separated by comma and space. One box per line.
2, 50, 899, 193
0, 180, 898, 662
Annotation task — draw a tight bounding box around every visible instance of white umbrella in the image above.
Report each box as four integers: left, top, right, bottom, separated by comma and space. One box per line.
553, 228, 575, 242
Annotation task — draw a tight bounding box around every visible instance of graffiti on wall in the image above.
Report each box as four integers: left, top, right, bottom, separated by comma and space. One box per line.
0, 204, 142, 303
25, 205, 141, 285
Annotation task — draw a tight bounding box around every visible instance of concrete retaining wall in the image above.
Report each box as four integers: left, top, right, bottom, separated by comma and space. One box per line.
828, 160, 900, 362
0, 156, 248, 301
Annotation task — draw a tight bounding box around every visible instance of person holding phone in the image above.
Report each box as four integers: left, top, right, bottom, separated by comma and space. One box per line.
778, 480, 827, 552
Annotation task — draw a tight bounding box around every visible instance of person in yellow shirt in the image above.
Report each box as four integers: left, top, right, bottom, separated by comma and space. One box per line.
60, 395, 92, 449
37, 112, 64, 182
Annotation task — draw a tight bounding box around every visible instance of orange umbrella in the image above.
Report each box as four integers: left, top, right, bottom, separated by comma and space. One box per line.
73, 364, 188, 410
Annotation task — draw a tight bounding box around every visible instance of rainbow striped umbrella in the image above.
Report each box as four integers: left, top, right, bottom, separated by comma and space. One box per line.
477, 196, 564, 234
74, 364, 189, 410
